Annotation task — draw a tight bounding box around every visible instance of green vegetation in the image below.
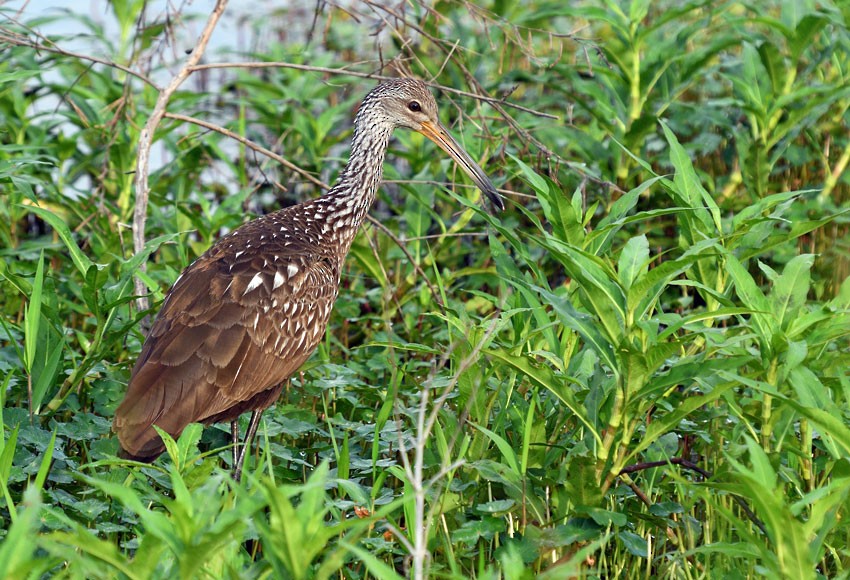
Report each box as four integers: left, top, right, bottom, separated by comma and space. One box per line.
1, 0, 849, 577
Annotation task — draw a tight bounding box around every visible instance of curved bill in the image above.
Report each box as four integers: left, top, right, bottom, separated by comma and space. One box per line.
418, 120, 505, 212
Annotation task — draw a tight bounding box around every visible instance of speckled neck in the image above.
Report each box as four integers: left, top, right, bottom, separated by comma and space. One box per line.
316, 99, 395, 254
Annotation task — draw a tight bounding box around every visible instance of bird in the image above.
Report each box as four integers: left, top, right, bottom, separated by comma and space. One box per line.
113, 77, 504, 481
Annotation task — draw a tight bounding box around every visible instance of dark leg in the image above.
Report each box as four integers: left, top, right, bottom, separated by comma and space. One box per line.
234, 410, 263, 483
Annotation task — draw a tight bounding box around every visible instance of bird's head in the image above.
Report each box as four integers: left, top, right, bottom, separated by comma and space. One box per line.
364, 78, 505, 212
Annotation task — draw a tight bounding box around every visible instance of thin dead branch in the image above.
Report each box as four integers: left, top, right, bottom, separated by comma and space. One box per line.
0, 28, 159, 90
189, 61, 558, 119
131, 0, 228, 321
164, 111, 328, 190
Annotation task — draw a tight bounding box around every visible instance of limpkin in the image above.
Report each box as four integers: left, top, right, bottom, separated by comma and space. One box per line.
113, 78, 504, 480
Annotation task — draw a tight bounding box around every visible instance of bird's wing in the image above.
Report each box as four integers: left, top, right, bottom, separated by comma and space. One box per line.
113, 242, 340, 460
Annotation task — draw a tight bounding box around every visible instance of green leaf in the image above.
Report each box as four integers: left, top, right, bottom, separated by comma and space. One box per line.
767, 254, 814, 330
617, 235, 648, 290
628, 0, 649, 23
565, 455, 603, 508
0, 488, 50, 577
724, 253, 775, 348
745, 437, 777, 490
32, 429, 57, 492
475, 499, 516, 514
789, 14, 828, 59
338, 431, 350, 483
470, 422, 520, 475
629, 251, 705, 321
656, 309, 754, 341
41, 527, 137, 579
578, 506, 627, 527
175, 422, 203, 469
339, 541, 405, 580
452, 517, 505, 544
536, 535, 612, 579
740, 212, 850, 261
485, 347, 602, 448
786, 403, 850, 459
532, 285, 617, 370
756, 41, 784, 95
510, 154, 549, 195
31, 337, 64, 415
520, 392, 536, 476
828, 275, 850, 310
589, 178, 664, 254
154, 425, 181, 470
0, 424, 20, 521
660, 121, 722, 236
618, 530, 648, 558
533, 238, 626, 340
121, 233, 184, 278
471, 460, 524, 497
627, 382, 735, 460
24, 250, 45, 372
495, 237, 561, 354
788, 366, 830, 410
23, 205, 96, 277
257, 462, 338, 579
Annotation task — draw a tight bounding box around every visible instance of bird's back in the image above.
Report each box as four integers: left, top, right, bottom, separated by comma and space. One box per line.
114, 201, 341, 460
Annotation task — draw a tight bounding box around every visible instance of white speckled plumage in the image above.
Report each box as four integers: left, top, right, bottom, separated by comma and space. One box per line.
113, 78, 503, 468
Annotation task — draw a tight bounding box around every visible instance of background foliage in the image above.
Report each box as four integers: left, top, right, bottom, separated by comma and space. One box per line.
1, 0, 849, 577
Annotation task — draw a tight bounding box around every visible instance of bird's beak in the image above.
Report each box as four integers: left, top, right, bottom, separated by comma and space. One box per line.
418, 120, 505, 212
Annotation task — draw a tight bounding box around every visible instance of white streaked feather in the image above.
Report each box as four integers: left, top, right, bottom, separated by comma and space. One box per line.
243, 272, 264, 295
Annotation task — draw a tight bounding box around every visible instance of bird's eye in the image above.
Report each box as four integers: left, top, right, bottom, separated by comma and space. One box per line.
407, 101, 422, 112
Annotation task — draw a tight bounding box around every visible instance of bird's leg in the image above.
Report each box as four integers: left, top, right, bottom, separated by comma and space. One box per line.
231, 419, 240, 473
233, 410, 263, 483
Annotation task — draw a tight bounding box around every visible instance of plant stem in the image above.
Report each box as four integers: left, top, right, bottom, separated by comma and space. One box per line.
597, 385, 625, 485
801, 418, 813, 493
761, 359, 779, 451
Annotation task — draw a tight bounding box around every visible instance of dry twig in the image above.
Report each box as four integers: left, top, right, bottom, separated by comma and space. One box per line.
131, 0, 228, 319
189, 61, 557, 119
164, 111, 328, 190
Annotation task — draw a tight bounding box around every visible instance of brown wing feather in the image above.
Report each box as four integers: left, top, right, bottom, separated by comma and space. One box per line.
113, 232, 340, 461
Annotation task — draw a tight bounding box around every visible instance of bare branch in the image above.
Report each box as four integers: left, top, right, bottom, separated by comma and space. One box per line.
0, 28, 159, 90
189, 61, 558, 119
164, 112, 329, 190
132, 0, 229, 320
400, 312, 502, 580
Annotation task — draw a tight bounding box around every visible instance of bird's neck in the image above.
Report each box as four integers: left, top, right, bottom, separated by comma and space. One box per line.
320, 118, 394, 253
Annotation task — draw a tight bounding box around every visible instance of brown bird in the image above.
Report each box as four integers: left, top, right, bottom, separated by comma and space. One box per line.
113, 77, 503, 480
